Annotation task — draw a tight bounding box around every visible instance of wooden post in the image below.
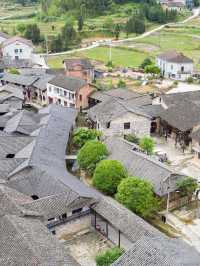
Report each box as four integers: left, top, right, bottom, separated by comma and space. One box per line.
94, 211, 96, 229
106, 222, 108, 237
118, 230, 121, 248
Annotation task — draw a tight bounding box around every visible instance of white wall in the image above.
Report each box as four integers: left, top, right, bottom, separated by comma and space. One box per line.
47, 83, 76, 107
156, 57, 193, 81
2, 41, 34, 60
97, 112, 151, 137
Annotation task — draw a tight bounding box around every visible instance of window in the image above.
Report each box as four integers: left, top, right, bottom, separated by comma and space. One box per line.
20, 49, 23, 53
31, 195, 39, 200
0, 127, 4, 131
58, 99, 61, 104
171, 65, 173, 70
64, 90, 67, 97
6, 154, 15, 158
72, 208, 83, 214
70, 103, 75, 108
56, 88, 60, 94
79, 94, 82, 101
124, 122, 130, 130
64, 101, 68, 107
48, 86, 52, 92
14, 49, 18, 53
181, 66, 184, 72
15, 56, 19, 60
106, 122, 110, 128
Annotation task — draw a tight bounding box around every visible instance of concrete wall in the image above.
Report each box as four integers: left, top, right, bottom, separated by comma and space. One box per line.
97, 112, 151, 137
2, 42, 33, 60
156, 57, 193, 81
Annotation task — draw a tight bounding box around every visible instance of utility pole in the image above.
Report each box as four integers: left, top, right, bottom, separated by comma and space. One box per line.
109, 41, 112, 62
45, 35, 49, 59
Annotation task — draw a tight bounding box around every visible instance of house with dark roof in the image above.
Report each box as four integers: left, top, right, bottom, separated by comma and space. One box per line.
156, 91, 200, 152
0, 84, 24, 110
1, 36, 34, 61
105, 136, 185, 199
88, 89, 158, 137
156, 50, 193, 80
0, 104, 200, 265
47, 75, 94, 110
63, 58, 94, 82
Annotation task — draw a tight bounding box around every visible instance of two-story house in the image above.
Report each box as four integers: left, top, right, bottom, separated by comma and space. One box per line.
1, 36, 34, 60
156, 51, 193, 81
63, 58, 94, 83
47, 75, 94, 109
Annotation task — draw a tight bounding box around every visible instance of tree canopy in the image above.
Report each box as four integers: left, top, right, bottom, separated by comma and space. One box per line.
73, 128, 101, 148
95, 247, 123, 266
139, 136, 154, 155
116, 177, 159, 218
93, 160, 128, 195
177, 177, 198, 197
77, 140, 108, 174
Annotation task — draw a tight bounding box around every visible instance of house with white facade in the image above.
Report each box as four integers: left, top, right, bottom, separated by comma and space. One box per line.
156, 51, 193, 81
1, 36, 34, 60
47, 75, 94, 109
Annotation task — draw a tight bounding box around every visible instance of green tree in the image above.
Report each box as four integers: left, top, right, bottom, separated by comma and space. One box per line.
62, 21, 77, 50
93, 160, 128, 196
177, 177, 198, 197
144, 64, 160, 75
116, 177, 159, 218
49, 34, 63, 52
139, 136, 154, 155
77, 15, 84, 31
73, 128, 101, 148
24, 24, 41, 44
140, 58, 152, 69
77, 140, 108, 174
114, 24, 121, 40
95, 247, 123, 266
17, 23, 26, 34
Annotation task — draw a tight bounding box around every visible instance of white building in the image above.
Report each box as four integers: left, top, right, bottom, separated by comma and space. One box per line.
156, 51, 193, 81
1, 36, 34, 60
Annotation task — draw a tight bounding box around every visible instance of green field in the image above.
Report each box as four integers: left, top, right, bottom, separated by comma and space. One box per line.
47, 47, 148, 68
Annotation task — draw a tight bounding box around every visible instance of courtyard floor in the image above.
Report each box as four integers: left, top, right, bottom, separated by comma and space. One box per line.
64, 229, 113, 266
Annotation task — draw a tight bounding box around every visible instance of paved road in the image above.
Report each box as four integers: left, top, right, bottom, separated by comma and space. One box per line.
43, 8, 199, 57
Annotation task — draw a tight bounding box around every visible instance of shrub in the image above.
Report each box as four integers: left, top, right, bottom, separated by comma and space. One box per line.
116, 177, 159, 218
177, 177, 198, 197
95, 247, 123, 266
139, 136, 154, 155
140, 58, 152, 69
124, 134, 139, 144
8, 68, 20, 75
73, 128, 101, 148
93, 160, 127, 195
117, 79, 126, 88
187, 77, 193, 84
144, 64, 160, 75
77, 140, 108, 174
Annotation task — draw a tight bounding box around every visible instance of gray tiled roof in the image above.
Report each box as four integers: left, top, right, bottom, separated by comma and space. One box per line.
63, 58, 93, 70
92, 196, 159, 243
2, 73, 39, 86
113, 234, 200, 266
157, 51, 193, 63
0, 214, 80, 266
48, 75, 86, 91
105, 137, 184, 196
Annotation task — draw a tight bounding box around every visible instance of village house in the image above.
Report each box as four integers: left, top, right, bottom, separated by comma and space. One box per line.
0, 84, 24, 110
0, 104, 200, 265
156, 51, 193, 80
1, 36, 34, 61
155, 91, 200, 152
47, 75, 94, 109
63, 58, 94, 82
88, 89, 159, 137
105, 136, 185, 206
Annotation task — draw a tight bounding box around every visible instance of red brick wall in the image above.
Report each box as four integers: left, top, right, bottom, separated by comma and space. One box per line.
76, 84, 94, 109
